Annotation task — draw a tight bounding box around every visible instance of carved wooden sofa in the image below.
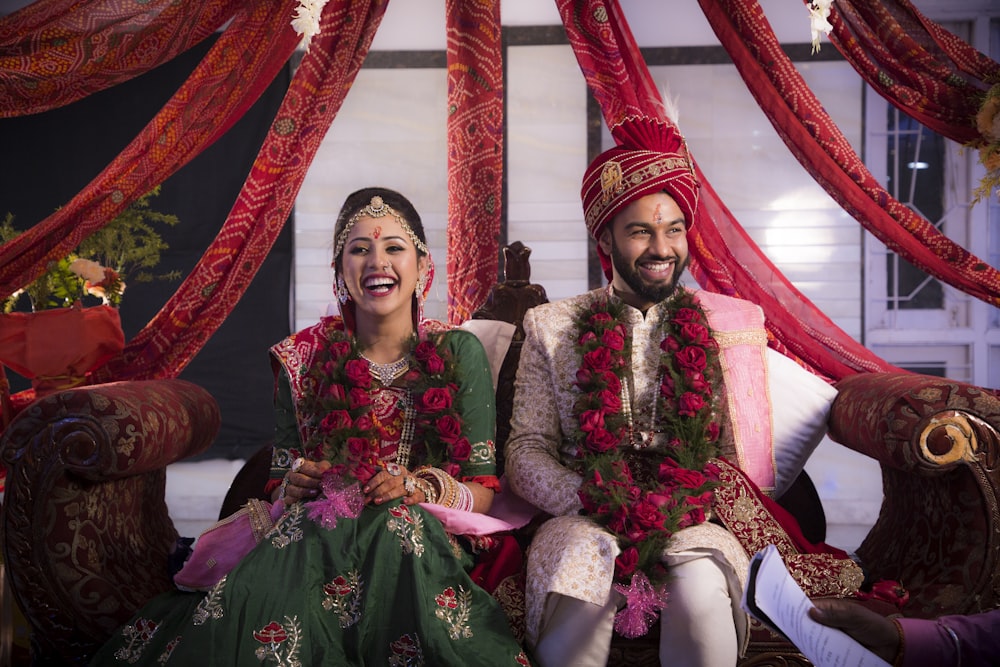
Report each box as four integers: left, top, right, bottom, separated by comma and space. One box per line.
2, 242, 999, 665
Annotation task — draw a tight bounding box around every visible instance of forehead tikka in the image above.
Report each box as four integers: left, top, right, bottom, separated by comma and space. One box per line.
334, 195, 429, 261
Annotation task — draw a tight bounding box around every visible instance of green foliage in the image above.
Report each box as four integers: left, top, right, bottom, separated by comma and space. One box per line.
1, 187, 181, 313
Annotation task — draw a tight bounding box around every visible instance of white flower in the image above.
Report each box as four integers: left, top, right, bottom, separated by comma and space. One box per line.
291, 0, 329, 51
808, 0, 834, 54
69, 258, 107, 284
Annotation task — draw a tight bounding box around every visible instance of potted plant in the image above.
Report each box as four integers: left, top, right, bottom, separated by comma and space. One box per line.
0, 188, 180, 398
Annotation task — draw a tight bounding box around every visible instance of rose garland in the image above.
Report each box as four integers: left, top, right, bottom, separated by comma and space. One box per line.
571, 289, 723, 637
301, 320, 472, 487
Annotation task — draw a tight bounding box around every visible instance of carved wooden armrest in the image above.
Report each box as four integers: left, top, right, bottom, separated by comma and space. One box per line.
1, 379, 220, 665
827, 371, 1000, 618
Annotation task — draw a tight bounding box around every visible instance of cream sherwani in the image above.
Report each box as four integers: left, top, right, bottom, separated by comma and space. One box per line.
505, 286, 778, 661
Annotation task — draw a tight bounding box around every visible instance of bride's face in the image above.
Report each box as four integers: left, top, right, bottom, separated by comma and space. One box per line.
338, 215, 427, 323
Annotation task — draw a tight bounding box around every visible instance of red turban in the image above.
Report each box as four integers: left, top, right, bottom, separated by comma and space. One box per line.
581, 117, 699, 279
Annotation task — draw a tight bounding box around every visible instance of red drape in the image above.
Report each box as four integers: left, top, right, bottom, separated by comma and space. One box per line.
0, 0, 242, 117
824, 0, 1000, 145
701, 0, 1000, 309
556, 0, 896, 380
0, 0, 300, 305
97, 0, 389, 380
445, 0, 504, 324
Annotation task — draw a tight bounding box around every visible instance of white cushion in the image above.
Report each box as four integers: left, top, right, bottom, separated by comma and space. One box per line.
460, 319, 516, 392
767, 348, 838, 497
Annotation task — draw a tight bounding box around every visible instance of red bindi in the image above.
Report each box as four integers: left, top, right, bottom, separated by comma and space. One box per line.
372, 226, 382, 239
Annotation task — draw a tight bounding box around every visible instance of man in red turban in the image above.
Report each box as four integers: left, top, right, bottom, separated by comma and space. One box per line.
505, 117, 860, 666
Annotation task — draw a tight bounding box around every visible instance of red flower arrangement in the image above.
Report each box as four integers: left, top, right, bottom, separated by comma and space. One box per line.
571, 290, 723, 637
301, 321, 471, 487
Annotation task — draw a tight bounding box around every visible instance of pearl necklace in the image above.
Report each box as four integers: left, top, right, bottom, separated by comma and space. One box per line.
358, 352, 410, 386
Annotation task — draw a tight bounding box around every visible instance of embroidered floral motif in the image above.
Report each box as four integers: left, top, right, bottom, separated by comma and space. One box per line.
157, 637, 180, 664
433, 585, 473, 640
253, 617, 303, 666
321, 570, 365, 628
388, 633, 425, 666
270, 502, 305, 549
113, 617, 159, 664
386, 504, 425, 556
192, 576, 227, 626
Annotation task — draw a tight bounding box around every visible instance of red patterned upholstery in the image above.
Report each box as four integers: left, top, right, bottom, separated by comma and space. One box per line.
0, 379, 219, 665
829, 372, 1000, 618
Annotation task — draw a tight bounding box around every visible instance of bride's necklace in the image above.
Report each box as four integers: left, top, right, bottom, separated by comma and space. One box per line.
358, 351, 410, 386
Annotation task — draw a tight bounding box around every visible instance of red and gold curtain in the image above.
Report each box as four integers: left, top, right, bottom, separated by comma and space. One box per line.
445, 0, 504, 324
0, 0, 242, 117
557, 0, 896, 380
825, 0, 1000, 145
700, 0, 1000, 308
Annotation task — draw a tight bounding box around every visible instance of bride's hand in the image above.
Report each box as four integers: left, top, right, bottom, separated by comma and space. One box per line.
363, 462, 423, 505
280, 457, 331, 505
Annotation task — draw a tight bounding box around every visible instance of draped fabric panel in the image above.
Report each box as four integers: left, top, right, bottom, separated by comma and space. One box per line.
96, 0, 389, 380
825, 0, 1000, 145
0, 0, 300, 304
701, 0, 1000, 308
556, 0, 896, 380
0, 0, 242, 117
445, 0, 504, 324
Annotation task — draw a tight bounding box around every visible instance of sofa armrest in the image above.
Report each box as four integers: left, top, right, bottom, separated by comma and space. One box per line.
1, 379, 220, 665
827, 371, 1000, 618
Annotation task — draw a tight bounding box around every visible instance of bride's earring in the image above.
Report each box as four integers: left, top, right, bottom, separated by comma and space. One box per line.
336, 274, 351, 304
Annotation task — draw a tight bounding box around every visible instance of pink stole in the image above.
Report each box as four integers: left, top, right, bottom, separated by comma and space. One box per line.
694, 291, 776, 493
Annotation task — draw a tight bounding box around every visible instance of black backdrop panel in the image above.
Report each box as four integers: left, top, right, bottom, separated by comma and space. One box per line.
0, 35, 293, 460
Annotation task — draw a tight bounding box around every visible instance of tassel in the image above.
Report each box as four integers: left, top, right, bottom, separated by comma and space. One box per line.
612, 571, 670, 638
305, 473, 364, 530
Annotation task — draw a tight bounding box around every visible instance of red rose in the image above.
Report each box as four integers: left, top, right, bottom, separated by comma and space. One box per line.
348, 386, 371, 407
614, 546, 639, 578
449, 437, 472, 461
679, 322, 710, 345
706, 422, 721, 443
660, 335, 680, 353
597, 389, 621, 414
414, 340, 437, 361
575, 368, 593, 387
660, 375, 676, 400
672, 307, 701, 324
355, 462, 377, 483
632, 499, 664, 530
589, 311, 613, 326
423, 353, 445, 374
442, 462, 461, 478
601, 329, 625, 351
346, 437, 370, 459
320, 410, 353, 432
678, 391, 705, 416
324, 383, 347, 401
329, 340, 352, 359
602, 372, 622, 395
585, 427, 620, 452
578, 331, 598, 346
353, 414, 374, 432
583, 347, 614, 371
436, 414, 463, 443
345, 359, 371, 387
646, 491, 676, 511
417, 387, 453, 413
578, 409, 606, 433
685, 371, 711, 394
673, 467, 707, 490
676, 346, 707, 372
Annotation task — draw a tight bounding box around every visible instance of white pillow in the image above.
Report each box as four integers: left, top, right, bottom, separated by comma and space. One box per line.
767, 348, 838, 497
460, 319, 516, 392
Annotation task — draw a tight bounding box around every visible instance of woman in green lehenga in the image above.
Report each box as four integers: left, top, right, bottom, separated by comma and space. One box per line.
92, 187, 530, 666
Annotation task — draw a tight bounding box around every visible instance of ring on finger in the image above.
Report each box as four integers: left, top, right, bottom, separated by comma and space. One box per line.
291, 457, 306, 473
385, 462, 403, 477
403, 476, 416, 496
